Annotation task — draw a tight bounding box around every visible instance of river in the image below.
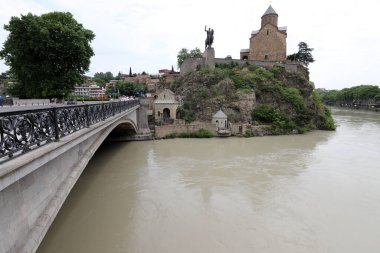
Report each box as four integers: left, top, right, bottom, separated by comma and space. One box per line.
37, 108, 380, 253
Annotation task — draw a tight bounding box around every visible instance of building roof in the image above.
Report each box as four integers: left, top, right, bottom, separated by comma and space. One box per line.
262, 5, 278, 16
163, 89, 175, 95
251, 30, 259, 35
213, 110, 227, 119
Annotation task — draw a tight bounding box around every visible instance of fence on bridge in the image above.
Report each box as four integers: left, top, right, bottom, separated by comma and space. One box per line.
0, 100, 139, 164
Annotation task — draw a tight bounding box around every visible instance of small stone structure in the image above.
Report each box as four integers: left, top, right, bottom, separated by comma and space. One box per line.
154, 89, 180, 124
212, 110, 228, 129
212, 110, 231, 136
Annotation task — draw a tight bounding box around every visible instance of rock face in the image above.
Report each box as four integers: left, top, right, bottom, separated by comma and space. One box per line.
172, 72, 256, 123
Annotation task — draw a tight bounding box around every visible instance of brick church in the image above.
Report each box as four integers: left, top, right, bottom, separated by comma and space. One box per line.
240, 5, 287, 62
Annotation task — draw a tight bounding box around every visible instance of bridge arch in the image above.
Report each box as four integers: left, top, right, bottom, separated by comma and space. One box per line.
107, 118, 138, 140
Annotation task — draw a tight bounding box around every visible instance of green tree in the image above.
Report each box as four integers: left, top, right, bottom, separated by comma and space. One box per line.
287, 42, 315, 66
93, 71, 114, 86
111, 80, 146, 97
316, 85, 380, 105
177, 47, 202, 68
0, 12, 95, 99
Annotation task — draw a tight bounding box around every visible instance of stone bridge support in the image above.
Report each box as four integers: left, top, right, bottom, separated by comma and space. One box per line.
0, 105, 142, 253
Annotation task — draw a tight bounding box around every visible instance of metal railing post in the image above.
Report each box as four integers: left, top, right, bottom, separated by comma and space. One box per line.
85, 104, 90, 127
52, 107, 60, 141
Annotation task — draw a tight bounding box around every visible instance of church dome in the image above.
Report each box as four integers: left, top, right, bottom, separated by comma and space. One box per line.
261, 5, 278, 27
262, 5, 278, 16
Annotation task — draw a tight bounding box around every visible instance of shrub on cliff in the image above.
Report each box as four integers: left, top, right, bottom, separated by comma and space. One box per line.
251, 105, 297, 134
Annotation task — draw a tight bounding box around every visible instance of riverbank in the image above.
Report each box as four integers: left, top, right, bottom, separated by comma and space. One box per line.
328, 104, 380, 112
154, 122, 298, 139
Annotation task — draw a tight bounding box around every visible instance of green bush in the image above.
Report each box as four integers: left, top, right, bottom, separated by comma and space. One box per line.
251, 105, 297, 134
177, 128, 213, 138
282, 87, 305, 111
317, 107, 336, 130
251, 104, 280, 123
252, 67, 275, 82
164, 133, 178, 139
312, 91, 323, 110
243, 131, 255, 138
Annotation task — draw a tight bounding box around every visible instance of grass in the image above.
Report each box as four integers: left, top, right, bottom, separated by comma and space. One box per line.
164, 128, 213, 139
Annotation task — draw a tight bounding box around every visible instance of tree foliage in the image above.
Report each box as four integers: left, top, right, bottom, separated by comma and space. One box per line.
0, 12, 95, 98
93, 71, 114, 86
251, 104, 297, 134
109, 80, 146, 97
287, 42, 315, 66
316, 85, 380, 105
177, 47, 203, 68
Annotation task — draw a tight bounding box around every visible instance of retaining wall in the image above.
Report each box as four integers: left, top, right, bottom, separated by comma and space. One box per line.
155, 123, 216, 138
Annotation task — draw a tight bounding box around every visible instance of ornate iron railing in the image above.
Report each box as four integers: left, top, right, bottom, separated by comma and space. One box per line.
0, 100, 139, 164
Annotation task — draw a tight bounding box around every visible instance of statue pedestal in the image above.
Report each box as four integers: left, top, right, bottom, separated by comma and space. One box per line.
203, 47, 215, 70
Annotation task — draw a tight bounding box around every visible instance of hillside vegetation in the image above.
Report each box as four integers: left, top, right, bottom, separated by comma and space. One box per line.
172, 63, 335, 134
317, 85, 380, 106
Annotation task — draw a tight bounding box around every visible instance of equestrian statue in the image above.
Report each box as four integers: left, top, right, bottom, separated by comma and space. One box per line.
205, 26, 214, 49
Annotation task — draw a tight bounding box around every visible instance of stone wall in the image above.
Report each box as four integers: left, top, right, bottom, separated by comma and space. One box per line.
214, 58, 300, 72
230, 123, 272, 136
155, 123, 216, 138
261, 14, 278, 27
155, 122, 273, 138
181, 54, 301, 76
249, 23, 286, 61
180, 57, 205, 75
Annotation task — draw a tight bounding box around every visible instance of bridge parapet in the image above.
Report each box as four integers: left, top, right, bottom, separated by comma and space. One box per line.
0, 100, 139, 164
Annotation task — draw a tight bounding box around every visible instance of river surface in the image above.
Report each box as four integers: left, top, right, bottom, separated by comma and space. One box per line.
37, 108, 380, 253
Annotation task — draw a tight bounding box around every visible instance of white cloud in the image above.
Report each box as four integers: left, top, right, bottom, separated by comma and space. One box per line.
0, 0, 379, 89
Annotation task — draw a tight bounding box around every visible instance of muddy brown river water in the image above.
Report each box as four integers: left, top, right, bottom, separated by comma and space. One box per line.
37, 108, 380, 253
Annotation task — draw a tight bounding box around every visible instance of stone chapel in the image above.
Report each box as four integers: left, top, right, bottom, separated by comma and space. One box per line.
240, 5, 287, 62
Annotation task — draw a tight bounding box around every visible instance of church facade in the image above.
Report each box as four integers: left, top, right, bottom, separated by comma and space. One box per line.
240, 5, 287, 62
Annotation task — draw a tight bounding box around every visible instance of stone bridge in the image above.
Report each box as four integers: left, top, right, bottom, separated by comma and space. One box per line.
0, 100, 151, 253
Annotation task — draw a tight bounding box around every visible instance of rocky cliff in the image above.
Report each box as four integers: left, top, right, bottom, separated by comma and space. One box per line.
171, 63, 335, 133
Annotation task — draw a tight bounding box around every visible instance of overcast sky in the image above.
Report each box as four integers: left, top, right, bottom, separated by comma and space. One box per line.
0, 0, 379, 89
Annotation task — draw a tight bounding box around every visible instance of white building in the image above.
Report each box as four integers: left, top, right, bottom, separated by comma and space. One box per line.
74, 85, 106, 98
